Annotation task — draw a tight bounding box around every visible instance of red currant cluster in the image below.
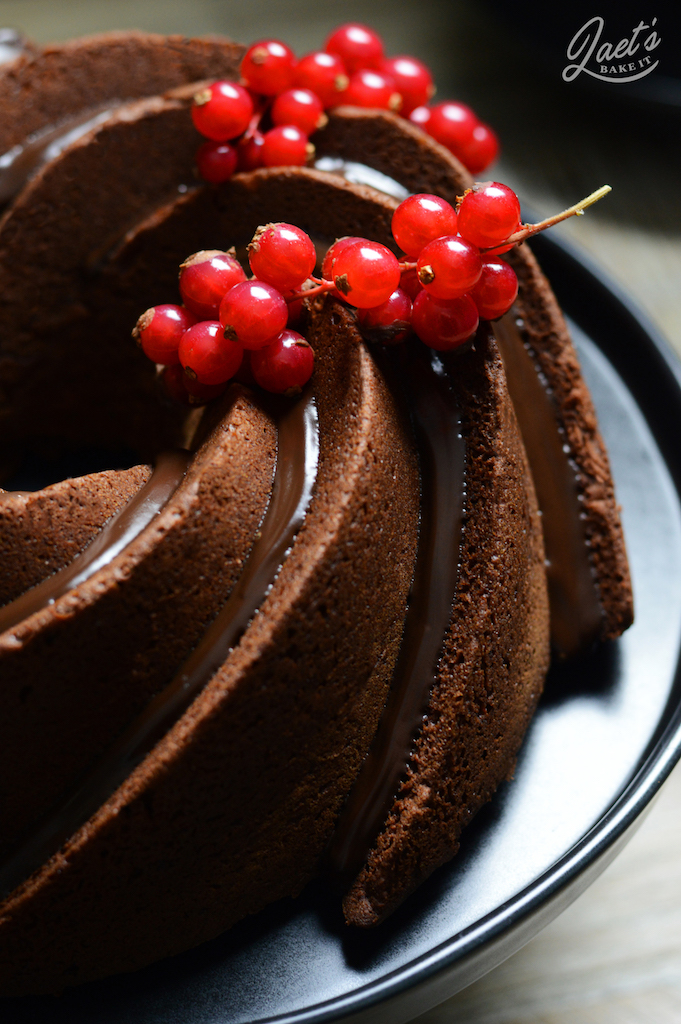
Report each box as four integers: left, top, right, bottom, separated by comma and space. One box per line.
133, 227, 317, 404
134, 178, 611, 404
133, 180, 526, 405
345, 181, 522, 352
191, 22, 499, 185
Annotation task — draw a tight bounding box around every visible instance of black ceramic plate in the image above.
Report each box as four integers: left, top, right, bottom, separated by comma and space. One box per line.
8, 233, 681, 1024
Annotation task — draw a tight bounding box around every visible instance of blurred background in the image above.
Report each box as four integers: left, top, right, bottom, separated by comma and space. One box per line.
2, 1, 680, 1020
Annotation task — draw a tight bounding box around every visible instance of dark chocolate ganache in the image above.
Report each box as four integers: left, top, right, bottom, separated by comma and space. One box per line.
330, 343, 465, 878
0, 450, 190, 635
492, 314, 602, 656
0, 105, 116, 205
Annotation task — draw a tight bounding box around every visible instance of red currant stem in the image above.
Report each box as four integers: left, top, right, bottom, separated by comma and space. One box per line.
399, 259, 417, 269
242, 98, 271, 141
285, 280, 334, 303
483, 185, 612, 254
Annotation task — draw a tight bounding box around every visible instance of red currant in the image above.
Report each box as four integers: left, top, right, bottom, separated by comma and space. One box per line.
237, 130, 265, 171
133, 304, 196, 365
412, 291, 479, 351
179, 250, 246, 320
250, 329, 315, 395
485, 221, 522, 255
249, 223, 317, 292
416, 235, 482, 299
271, 88, 327, 134
325, 23, 384, 74
294, 51, 349, 108
321, 236, 364, 282
262, 125, 312, 167
191, 81, 253, 142
457, 122, 499, 175
241, 39, 296, 96
178, 320, 243, 385
399, 266, 422, 301
409, 105, 432, 130
457, 182, 521, 249
342, 69, 401, 111
391, 193, 457, 256
426, 101, 477, 162
469, 258, 518, 320
332, 239, 401, 308
219, 280, 288, 350
381, 56, 434, 115
357, 288, 412, 344
195, 140, 238, 183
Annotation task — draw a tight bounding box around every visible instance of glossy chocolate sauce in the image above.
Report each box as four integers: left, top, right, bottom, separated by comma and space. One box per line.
0, 106, 115, 204
493, 314, 602, 656
0, 451, 190, 636
329, 345, 465, 878
0, 391, 319, 898
314, 156, 409, 201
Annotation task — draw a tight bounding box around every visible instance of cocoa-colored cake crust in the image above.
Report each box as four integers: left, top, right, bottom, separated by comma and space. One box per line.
0, 31, 243, 155
343, 327, 550, 925
0, 387, 276, 860
0, 289, 420, 996
0, 464, 150, 604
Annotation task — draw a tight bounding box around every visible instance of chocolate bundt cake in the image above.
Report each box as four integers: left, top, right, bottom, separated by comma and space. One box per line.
0, 31, 631, 994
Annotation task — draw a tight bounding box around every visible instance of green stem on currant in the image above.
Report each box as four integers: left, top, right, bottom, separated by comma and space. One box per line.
484, 185, 612, 254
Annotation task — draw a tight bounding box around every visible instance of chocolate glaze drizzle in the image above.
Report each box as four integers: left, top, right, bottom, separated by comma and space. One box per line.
0, 450, 190, 636
329, 345, 465, 878
492, 314, 602, 655
0, 390, 319, 898
0, 106, 115, 204
314, 156, 409, 201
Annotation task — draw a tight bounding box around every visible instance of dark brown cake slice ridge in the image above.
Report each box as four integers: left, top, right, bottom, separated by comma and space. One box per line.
314, 106, 633, 656
0, 30, 243, 159
343, 325, 549, 925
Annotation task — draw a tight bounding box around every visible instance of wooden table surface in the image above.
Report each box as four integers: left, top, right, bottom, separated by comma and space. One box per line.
2, 2, 680, 1020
